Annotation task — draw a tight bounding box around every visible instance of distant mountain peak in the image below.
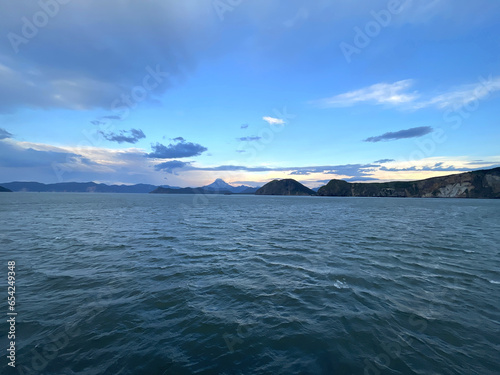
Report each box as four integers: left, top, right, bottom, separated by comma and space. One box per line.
202, 179, 259, 193
203, 179, 233, 189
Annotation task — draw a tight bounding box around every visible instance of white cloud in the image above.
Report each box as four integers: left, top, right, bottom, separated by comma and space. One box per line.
316, 80, 418, 107
315, 76, 500, 110
414, 75, 500, 110
263, 116, 285, 125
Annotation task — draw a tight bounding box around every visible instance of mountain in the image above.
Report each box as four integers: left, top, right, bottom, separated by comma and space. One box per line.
0, 181, 161, 193
201, 178, 257, 193
150, 178, 260, 195
317, 167, 500, 198
255, 179, 316, 196
0, 185, 12, 192
239, 186, 259, 194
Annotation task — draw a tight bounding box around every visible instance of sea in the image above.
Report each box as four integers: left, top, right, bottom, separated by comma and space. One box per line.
1, 193, 499, 375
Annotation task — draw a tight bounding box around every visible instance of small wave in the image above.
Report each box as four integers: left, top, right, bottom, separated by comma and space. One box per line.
333, 280, 349, 289
489, 280, 500, 285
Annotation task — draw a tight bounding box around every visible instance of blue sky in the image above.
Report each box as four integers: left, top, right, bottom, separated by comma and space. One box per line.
1, 0, 499, 187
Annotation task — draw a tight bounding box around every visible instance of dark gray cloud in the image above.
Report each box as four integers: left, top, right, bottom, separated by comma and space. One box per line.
344, 177, 379, 182
0, 128, 12, 140
100, 129, 146, 144
238, 136, 261, 141
157, 162, 377, 180
0, 140, 158, 184
148, 140, 207, 159
364, 127, 433, 142
466, 160, 500, 167
0, 1, 220, 112
374, 159, 395, 163
289, 170, 311, 175
0, 140, 90, 168
380, 163, 470, 172
154, 160, 192, 174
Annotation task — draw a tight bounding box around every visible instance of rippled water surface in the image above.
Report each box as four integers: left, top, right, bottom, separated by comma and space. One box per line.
1, 193, 499, 374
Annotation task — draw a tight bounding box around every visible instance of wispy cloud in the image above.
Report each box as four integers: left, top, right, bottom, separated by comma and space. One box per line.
374, 159, 395, 163
364, 126, 433, 142
237, 136, 261, 141
0, 128, 12, 140
316, 80, 418, 108
147, 139, 207, 159
99, 129, 146, 144
240, 124, 249, 129
316, 76, 500, 110
263, 116, 285, 125
415, 75, 500, 110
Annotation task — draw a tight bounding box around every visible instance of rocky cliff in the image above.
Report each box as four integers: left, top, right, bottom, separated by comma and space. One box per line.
317, 167, 500, 198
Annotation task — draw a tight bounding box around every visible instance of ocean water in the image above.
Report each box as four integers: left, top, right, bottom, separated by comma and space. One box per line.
1, 193, 499, 375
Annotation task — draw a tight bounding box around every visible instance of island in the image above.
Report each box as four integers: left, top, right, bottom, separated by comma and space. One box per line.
317, 167, 500, 198
0, 185, 12, 192
255, 179, 316, 196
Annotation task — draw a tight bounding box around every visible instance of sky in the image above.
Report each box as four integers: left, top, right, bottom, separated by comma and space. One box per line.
1, 0, 499, 188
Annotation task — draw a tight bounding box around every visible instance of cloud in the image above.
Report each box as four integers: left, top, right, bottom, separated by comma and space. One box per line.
364, 126, 433, 142
155, 161, 378, 179
415, 75, 500, 110
0, 1, 220, 112
238, 136, 261, 141
0, 139, 164, 184
289, 170, 311, 175
374, 159, 395, 163
380, 163, 471, 172
240, 124, 249, 129
316, 80, 418, 108
344, 177, 380, 182
99, 129, 146, 144
263, 116, 285, 125
315, 76, 500, 111
147, 139, 207, 159
173, 137, 185, 142
154, 160, 192, 174
0, 140, 89, 168
0, 128, 12, 140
